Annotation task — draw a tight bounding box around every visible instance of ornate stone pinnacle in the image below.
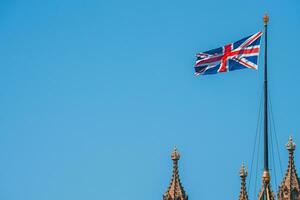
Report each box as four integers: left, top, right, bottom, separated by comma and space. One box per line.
258, 168, 275, 200
171, 146, 180, 160
263, 13, 269, 25
163, 146, 188, 200
278, 137, 300, 200
238, 163, 249, 200
286, 136, 296, 151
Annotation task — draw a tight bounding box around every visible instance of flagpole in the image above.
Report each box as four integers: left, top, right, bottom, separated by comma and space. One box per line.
263, 14, 269, 172
255, 14, 275, 200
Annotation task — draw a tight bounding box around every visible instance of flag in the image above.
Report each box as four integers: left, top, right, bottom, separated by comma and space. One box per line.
194, 31, 263, 76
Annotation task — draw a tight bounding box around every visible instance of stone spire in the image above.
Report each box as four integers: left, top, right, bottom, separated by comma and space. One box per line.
257, 160, 276, 200
257, 169, 276, 200
163, 146, 188, 200
278, 136, 300, 200
239, 163, 249, 200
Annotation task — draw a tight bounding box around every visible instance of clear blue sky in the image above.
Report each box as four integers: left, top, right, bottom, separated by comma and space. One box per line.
0, 0, 299, 200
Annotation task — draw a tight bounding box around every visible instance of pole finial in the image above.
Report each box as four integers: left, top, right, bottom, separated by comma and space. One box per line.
263, 13, 269, 25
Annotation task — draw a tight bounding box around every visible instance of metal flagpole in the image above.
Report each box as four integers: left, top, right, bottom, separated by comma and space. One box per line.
263, 14, 269, 172
263, 14, 270, 200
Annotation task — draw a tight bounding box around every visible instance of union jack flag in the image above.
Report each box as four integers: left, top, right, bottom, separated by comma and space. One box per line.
194, 31, 263, 76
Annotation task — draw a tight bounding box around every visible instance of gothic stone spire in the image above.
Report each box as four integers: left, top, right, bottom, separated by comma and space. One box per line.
239, 163, 249, 200
163, 146, 188, 200
257, 169, 276, 200
278, 136, 300, 200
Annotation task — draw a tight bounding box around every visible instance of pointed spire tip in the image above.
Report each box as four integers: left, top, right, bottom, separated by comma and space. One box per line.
240, 162, 248, 177
171, 145, 180, 160
286, 136, 296, 151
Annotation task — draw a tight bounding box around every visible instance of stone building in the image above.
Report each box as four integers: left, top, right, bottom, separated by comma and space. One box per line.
163, 137, 300, 200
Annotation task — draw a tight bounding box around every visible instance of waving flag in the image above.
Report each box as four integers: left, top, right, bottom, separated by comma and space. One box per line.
194, 31, 263, 76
